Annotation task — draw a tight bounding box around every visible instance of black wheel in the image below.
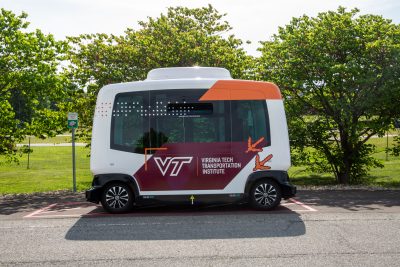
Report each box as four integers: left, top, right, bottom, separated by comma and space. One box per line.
249, 179, 282, 210
101, 183, 134, 213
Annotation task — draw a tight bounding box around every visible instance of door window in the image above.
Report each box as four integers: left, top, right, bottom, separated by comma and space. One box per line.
231, 100, 270, 144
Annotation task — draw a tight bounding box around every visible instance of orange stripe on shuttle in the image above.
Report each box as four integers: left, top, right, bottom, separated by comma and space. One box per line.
199, 80, 282, 101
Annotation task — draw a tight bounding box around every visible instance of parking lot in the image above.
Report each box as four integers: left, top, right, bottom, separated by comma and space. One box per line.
0, 190, 399, 266
2, 189, 398, 220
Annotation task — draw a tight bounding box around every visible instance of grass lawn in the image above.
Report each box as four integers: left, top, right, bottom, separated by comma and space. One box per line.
289, 136, 400, 188
0, 147, 92, 194
0, 135, 399, 195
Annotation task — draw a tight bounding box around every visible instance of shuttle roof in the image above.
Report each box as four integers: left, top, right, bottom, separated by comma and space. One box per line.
146, 67, 232, 81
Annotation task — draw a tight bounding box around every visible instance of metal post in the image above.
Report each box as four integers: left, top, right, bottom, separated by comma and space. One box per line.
72, 128, 76, 192
27, 136, 31, 169
386, 131, 389, 161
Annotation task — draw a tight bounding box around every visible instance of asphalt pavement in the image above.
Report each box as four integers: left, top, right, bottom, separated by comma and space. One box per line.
0, 190, 399, 266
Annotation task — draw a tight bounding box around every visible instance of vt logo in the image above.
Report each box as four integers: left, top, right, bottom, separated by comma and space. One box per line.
154, 157, 193, 176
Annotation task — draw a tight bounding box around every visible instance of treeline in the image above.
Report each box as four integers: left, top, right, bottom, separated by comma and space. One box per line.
1, 5, 399, 183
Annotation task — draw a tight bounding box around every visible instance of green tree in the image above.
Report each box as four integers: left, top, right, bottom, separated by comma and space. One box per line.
0, 9, 67, 162
133, 5, 252, 78
65, 5, 253, 141
259, 7, 400, 184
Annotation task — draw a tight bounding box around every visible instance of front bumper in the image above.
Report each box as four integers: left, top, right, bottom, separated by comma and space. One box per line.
85, 186, 103, 203
281, 182, 297, 199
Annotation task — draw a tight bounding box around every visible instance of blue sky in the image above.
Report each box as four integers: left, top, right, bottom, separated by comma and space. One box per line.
2, 0, 400, 56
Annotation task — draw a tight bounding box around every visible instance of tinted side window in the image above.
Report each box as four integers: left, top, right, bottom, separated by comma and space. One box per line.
110, 90, 270, 154
231, 100, 270, 145
150, 89, 230, 148
110, 91, 150, 153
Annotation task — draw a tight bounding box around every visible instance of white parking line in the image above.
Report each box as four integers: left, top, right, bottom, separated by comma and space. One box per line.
24, 214, 83, 218
24, 203, 58, 218
289, 198, 317, 212
280, 202, 296, 206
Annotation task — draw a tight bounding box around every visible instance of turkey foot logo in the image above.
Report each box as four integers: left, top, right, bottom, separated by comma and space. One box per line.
154, 157, 193, 176
253, 154, 273, 171
246, 137, 264, 153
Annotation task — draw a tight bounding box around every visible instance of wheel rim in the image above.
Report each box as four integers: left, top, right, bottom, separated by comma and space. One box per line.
254, 183, 277, 206
105, 186, 129, 209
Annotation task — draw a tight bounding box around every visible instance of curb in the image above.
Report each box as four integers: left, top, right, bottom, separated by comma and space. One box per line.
296, 185, 400, 191
0, 190, 85, 200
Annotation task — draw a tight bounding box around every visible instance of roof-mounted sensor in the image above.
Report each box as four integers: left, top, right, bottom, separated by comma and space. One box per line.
146, 67, 232, 80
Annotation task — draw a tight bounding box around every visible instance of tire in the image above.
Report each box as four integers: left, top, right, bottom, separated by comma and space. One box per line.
101, 182, 134, 213
249, 179, 282, 210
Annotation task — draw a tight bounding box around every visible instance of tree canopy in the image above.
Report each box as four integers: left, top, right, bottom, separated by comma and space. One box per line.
0, 8, 67, 163
259, 7, 400, 183
65, 5, 254, 140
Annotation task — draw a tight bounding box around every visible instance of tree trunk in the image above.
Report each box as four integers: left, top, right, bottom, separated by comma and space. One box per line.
337, 152, 352, 184
337, 171, 350, 184
337, 125, 353, 184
